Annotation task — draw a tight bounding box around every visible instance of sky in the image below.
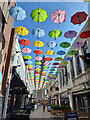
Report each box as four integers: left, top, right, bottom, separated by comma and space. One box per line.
14, 1, 88, 88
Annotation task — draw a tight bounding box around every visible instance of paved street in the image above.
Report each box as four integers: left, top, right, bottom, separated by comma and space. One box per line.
30, 105, 54, 119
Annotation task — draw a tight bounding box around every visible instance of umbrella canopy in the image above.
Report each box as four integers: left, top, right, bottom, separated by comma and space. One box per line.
34, 56, 42, 61
64, 30, 77, 39
29, 73, 33, 76
26, 65, 33, 68
42, 71, 47, 74
33, 40, 44, 48
35, 62, 42, 65
25, 61, 32, 64
56, 71, 61, 73
64, 57, 72, 61
9, 6, 26, 20
27, 68, 33, 70
61, 62, 68, 65
32, 28, 45, 39
58, 65, 65, 68
28, 71, 33, 73
45, 50, 55, 55
41, 74, 46, 76
30, 8, 47, 23
57, 50, 66, 55
79, 30, 90, 39
35, 65, 41, 68
33, 49, 43, 55
35, 68, 41, 71
22, 48, 31, 53
71, 11, 88, 25
57, 69, 62, 71
43, 66, 49, 69
44, 57, 52, 61
50, 9, 65, 24
47, 41, 57, 49
53, 62, 59, 65
68, 50, 77, 55
14, 26, 29, 36
23, 55, 32, 60
19, 39, 30, 46
44, 62, 51, 65
35, 71, 40, 74
50, 69, 55, 71
60, 42, 71, 48
49, 72, 54, 74
73, 42, 83, 49
48, 29, 62, 39
54, 57, 62, 61
35, 74, 40, 76
51, 66, 57, 68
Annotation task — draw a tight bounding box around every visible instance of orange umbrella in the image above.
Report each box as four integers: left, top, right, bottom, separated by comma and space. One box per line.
33, 49, 43, 55
19, 39, 30, 46
27, 68, 33, 70
44, 57, 52, 61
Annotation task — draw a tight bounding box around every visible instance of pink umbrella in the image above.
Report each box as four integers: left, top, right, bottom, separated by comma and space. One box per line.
50, 9, 65, 24
57, 68, 62, 71
22, 48, 31, 53
73, 42, 83, 49
28, 71, 33, 73
51, 66, 57, 68
44, 62, 51, 65
64, 30, 77, 40
34, 56, 42, 61
35, 74, 40, 76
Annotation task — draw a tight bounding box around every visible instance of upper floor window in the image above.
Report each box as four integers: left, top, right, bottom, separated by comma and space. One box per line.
70, 58, 75, 79
65, 66, 68, 84
76, 52, 82, 75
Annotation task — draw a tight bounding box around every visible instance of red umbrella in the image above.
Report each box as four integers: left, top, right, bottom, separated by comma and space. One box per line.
27, 68, 33, 70
41, 74, 46, 76
50, 9, 65, 24
35, 71, 40, 74
19, 39, 30, 46
71, 12, 88, 25
22, 48, 31, 53
44, 57, 52, 61
79, 30, 90, 39
53, 62, 59, 65
33, 50, 43, 55
58, 66, 64, 68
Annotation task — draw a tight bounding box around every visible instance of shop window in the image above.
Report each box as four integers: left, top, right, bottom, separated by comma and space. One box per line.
76, 53, 82, 75
70, 58, 75, 79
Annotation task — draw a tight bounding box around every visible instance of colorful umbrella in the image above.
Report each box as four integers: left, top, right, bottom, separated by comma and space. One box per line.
23, 55, 32, 60
57, 50, 66, 55
30, 8, 47, 23
53, 62, 59, 65
64, 57, 72, 61
61, 62, 68, 65
35, 65, 41, 68
19, 39, 30, 46
50, 69, 55, 71
35, 68, 41, 71
28, 71, 33, 73
42, 71, 47, 74
35, 71, 40, 74
27, 68, 33, 70
35, 62, 42, 65
45, 50, 55, 55
49, 72, 54, 74
48, 29, 62, 40
32, 28, 45, 39
25, 61, 32, 64
44, 62, 51, 65
57, 69, 62, 71
58, 66, 64, 68
71, 11, 88, 25
54, 57, 62, 61
47, 41, 57, 50
9, 6, 26, 20
26, 65, 33, 68
34, 56, 42, 61
14, 26, 29, 36
41, 74, 46, 76
73, 42, 83, 49
35, 76, 39, 78
33, 40, 44, 48
33, 49, 43, 55
44, 57, 52, 61
51, 66, 57, 68
43, 66, 49, 69
50, 9, 65, 24
29, 73, 33, 76
22, 48, 31, 53
56, 71, 61, 73
64, 30, 77, 39
79, 30, 90, 39
68, 50, 77, 55
60, 42, 71, 48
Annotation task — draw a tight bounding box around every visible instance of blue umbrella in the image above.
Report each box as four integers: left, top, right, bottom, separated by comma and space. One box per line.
9, 6, 26, 20
49, 72, 54, 74
32, 28, 45, 39
64, 57, 72, 61
47, 41, 57, 50
57, 50, 66, 55
25, 61, 32, 65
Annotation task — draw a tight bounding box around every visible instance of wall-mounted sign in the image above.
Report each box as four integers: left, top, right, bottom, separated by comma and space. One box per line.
65, 113, 78, 120
84, 53, 90, 64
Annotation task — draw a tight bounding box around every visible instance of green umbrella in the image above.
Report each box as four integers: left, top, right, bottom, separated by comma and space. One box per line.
35, 62, 42, 65
68, 50, 77, 55
41, 77, 44, 79
35, 76, 39, 78
48, 29, 62, 40
23, 55, 32, 59
29, 73, 33, 76
43, 66, 49, 69
56, 71, 60, 73
30, 8, 47, 23
60, 42, 71, 48
50, 69, 55, 71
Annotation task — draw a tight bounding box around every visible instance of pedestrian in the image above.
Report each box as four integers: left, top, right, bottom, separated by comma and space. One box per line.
43, 103, 45, 112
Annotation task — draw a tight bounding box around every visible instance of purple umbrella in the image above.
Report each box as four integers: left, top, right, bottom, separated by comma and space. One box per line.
51, 66, 57, 68
73, 42, 83, 49
64, 30, 77, 40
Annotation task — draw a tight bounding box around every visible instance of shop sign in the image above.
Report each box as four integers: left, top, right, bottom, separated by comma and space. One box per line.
65, 113, 78, 120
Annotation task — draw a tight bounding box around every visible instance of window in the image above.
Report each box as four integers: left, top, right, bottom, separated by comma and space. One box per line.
62, 69, 65, 86
70, 58, 75, 79
60, 72, 62, 88
76, 53, 82, 75
65, 66, 68, 84
0, 9, 5, 33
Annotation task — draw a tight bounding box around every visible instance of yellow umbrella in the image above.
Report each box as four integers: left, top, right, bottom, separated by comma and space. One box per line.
48, 74, 52, 76
33, 40, 44, 47
42, 71, 47, 74
45, 50, 55, 55
54, 57, 62, 61
35, 68, 41, 71
26, 65, 33, 68
14, 26, 29, 36
30, 77, 34, 79
61, 61, 68, 65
